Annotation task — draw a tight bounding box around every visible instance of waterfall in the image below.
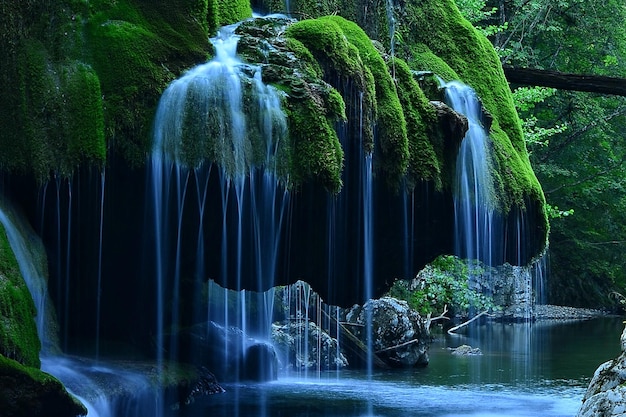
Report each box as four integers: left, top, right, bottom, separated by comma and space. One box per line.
445, 80, 498, 266
149, 17, 289, 378
0, 200, 56, 355
446, 80, 546, 319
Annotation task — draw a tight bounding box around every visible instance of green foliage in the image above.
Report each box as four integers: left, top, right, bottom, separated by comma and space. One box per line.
512, 87, 568, 149
388, 255, 497, 317
0, 224, 41, 368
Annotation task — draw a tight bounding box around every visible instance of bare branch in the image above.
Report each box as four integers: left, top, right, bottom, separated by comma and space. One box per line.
447, 311, 493, 335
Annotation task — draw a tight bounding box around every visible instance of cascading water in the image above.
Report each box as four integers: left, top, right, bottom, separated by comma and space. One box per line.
0, 198, 157, 417
445, 80, 498, 267
149, 18, 289, 382
446, 80, 544, 319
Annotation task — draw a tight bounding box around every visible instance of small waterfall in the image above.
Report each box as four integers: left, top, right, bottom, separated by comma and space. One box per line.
445, 80, 497, 266
0, 197, 157, 417
446, 80, 546, 320
95, 169, 106, 361
0, 200, 56, 355
149, 17, 289, 379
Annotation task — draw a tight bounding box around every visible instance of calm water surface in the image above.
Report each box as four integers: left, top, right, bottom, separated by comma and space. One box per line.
173, 317, 624, 417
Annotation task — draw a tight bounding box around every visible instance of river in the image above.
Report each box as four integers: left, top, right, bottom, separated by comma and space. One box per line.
169, 317, 623, 417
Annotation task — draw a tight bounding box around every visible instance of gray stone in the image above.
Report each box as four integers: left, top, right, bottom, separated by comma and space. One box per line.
344, 297, 430, 368
578, 325, 626, 417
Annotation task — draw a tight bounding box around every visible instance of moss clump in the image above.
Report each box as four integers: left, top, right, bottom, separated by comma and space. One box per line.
287, 97, 344, 192
0, 223, 41, 368
322, 16, 409, 189
217, 0, 253, 26
390, 57, 442, 189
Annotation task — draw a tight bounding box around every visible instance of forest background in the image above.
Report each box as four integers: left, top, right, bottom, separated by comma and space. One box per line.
452, 0, 626, 308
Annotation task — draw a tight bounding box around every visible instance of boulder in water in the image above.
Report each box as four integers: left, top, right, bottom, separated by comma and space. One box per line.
344, 297, 430, 368
272, 321, 348, 371
577, 325, 626, 417
241, 342, 279, 382
450, 345, 482, 356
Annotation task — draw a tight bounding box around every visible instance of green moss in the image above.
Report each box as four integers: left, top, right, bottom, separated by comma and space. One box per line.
287, 98, 344, 193
60, 62, 106, 170
323, 16, 409, 189
390, 57, 442, 189
286, 17, 376, 150
408, 43, 459, 83
217, 0, 253, 26
86, 0, 210, 167
0, 223, 40, 369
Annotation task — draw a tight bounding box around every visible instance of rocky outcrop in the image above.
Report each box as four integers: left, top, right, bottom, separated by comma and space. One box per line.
577, 325, 626, 417
344, 297, 429, 368
272, 321, 348, 371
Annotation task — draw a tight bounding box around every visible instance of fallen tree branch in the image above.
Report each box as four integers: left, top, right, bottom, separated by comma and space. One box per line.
375, 338, 420, 354
426, 304, 449, 328
447, 311, 493, 335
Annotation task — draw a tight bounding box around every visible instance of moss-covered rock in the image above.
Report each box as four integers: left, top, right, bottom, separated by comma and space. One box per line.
0, 355, 87, 417
400, 0, 545, 214
322, 16, 409, 189
390, 57, 442, 189
0, 0, 212, 180
217, 0, 253, 25
0, 223, 40, 369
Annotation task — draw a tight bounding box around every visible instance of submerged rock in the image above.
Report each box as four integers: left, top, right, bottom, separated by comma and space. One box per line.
577, 325, 626, 417
450, 345, 482, 356
344, 297, 430, 368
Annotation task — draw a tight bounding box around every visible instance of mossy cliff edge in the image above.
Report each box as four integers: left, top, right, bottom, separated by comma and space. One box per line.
256, 0, 548, 236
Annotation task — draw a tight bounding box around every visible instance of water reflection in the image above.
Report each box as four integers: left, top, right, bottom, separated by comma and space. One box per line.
170, 318, 623, 417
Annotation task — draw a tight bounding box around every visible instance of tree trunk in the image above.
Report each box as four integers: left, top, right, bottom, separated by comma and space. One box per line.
503, 67, 626, 97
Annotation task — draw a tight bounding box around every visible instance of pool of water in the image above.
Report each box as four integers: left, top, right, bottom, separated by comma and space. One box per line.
170, 317, 624, 417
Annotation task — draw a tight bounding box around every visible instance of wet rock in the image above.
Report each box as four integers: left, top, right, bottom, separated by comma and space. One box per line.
175, 321, 247, 382
578, 325, 626, 417
272, 321, 348, 371
343, 297, 430, 368
450, 345, 482, 356
241, 342, 279, 382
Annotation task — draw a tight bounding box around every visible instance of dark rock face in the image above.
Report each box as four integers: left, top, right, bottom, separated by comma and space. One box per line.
0, 357, 87, 417
175, 322, 247, 382
344, 297, 429, 368
241, 342, 279, 381
577, 325, 626, 417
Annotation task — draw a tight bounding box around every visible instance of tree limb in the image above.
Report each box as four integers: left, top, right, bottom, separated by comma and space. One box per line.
447, 311, 493, 335
504, 67, 626, 97
375, 338, 420, 354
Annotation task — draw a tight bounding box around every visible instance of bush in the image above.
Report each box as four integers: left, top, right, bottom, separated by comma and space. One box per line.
387, 255, 496, 317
